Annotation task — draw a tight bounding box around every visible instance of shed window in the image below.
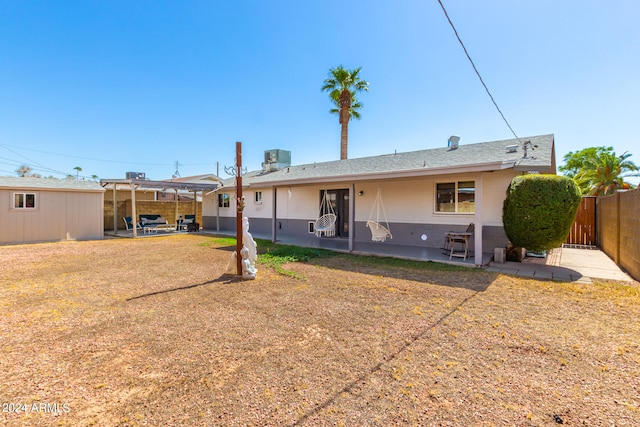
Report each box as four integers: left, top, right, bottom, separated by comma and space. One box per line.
435, 181, 475, 213
14, 193, 36, 209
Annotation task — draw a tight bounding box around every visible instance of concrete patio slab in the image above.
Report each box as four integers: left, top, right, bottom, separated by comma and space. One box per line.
488, 246, 635, 283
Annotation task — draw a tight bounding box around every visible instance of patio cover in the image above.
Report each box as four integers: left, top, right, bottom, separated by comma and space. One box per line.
101, 178, 221, 237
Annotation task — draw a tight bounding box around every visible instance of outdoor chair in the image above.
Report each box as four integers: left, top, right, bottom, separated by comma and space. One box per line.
314, 214, 336, 237
446, 223, 474, 260
179, 214, 199, 232
366, 220, 392, 242
123, 216, 141, 231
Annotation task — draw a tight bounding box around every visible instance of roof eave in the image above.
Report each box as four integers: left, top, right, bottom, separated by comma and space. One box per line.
245, 160, 517, 188
100, 178, 219, 192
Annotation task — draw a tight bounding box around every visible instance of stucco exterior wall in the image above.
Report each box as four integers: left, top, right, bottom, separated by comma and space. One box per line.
264, 171, 514, 226
202, 169, 518, 252
243, 189, 273, 219
478, 169, 514, 225
1, 188, 104, 244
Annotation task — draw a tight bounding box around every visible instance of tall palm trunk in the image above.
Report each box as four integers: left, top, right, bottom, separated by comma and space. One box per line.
339, 89, 351, 160
322, 66, 369, 160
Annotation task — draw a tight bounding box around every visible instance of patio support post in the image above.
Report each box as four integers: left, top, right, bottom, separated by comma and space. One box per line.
112, 184, 117, 234
216, 190, 220, 231
474, 173, 483, 266
349, 183, 354, 252
174, 189, 179, 224
272, 187, 277, 242
193, 190, 197, 219
131, 183, 138, 238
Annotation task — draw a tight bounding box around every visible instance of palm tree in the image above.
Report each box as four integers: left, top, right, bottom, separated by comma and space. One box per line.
73, 166, 82, 180
574, 151, 639, 195
322, 66, 370, 160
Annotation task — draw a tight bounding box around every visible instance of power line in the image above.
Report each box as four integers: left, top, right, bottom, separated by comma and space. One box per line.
0, 150, 70, 177
0, 143, 212, 167
0, 143, 217, 179
0, 143, 167, 166
435, 0, 523, 145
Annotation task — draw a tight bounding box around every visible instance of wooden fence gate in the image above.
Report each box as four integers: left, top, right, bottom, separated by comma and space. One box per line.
565, 196, 596, 246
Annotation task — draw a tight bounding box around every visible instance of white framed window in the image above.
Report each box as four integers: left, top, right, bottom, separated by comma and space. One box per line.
218, 193, 230, 208
254, 191, 262, 204
13, 192, 37, 209
435, 181, 475, 213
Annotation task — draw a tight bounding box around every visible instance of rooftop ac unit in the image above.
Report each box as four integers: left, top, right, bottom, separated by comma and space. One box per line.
262, 149, 291, 172
126, 172, 146, 180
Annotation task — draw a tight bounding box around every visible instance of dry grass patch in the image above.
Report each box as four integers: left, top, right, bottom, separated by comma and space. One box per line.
1, 235, 638, 426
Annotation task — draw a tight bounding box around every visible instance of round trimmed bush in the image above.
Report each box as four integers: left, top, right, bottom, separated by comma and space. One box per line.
503, 174, 581, 252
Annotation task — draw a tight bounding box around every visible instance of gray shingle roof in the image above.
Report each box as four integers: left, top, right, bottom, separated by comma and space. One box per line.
0, 177, 105, 192
223, 134, 554, 188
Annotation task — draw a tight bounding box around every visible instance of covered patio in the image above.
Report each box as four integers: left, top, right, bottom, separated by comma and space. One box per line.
207, 228, 491, 267
100, 178, 220, 238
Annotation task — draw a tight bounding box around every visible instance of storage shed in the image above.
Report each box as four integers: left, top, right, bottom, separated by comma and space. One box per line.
0, 177, 105, 244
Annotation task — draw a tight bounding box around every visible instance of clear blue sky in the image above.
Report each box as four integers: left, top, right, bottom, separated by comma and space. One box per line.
1, 1, 638, 184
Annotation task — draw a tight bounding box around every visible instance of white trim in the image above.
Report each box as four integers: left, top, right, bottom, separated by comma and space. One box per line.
434, 180, 476, 214
11, 191, 38, 211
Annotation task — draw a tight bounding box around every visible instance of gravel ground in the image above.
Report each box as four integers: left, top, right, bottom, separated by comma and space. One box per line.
1, 235, 639, 426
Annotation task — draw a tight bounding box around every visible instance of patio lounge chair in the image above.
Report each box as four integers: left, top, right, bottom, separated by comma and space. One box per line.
123, 216, 141, 231
139, 214, 170, 233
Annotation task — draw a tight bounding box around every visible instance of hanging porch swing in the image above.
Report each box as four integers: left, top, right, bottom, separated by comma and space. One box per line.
366, 187, 392, 242
314, 190, 337, 237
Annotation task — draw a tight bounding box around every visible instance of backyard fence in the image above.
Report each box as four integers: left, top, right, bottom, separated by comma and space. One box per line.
596, 189, 640, 281
565, 196, 596, 246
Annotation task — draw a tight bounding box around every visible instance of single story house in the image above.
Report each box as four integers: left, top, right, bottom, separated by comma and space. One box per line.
203, 135, 556, 266
0, 177, 105, 244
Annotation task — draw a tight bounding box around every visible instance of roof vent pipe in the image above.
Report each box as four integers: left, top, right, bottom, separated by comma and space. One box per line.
448, 135, 460, 149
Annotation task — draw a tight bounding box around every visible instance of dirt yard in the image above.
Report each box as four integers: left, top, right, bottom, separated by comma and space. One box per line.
1, 235, 639, 426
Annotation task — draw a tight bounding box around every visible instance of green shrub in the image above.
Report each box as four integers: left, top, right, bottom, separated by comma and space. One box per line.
503, 174, 581, 252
